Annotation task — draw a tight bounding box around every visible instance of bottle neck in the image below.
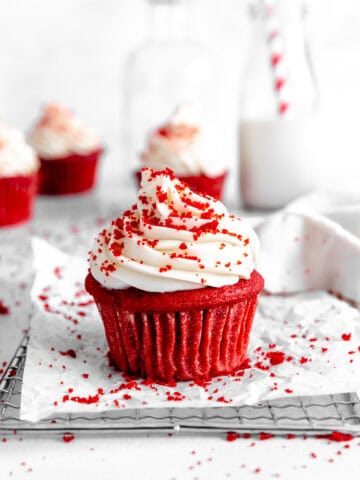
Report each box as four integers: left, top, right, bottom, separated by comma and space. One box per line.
148, 1, 190, 42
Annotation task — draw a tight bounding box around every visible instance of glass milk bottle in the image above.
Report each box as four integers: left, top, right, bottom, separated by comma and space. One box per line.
239, 0, 319, 209
122, 0, 216, 175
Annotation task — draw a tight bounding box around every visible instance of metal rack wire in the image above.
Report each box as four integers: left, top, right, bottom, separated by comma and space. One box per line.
1, 335, 360, 437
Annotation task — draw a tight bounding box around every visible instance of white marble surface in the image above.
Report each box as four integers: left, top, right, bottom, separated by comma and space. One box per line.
2, 432, 360, 480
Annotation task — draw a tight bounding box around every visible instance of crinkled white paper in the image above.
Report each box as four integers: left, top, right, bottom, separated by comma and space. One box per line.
20, 239, 360, 423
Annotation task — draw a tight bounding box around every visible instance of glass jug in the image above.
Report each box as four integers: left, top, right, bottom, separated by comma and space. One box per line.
239, 0, 319, 209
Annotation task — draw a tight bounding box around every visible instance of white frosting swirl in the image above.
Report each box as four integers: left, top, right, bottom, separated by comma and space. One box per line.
28, 103, 101, 159
0, 124, 39, 177
141, 104, 225, 178
89, 168, 259, 292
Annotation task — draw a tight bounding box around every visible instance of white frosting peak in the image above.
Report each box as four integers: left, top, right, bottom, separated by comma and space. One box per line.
0, 125, 39, 177
28, 103, 101, 159
168, 103, 200, 127
141, 104, 225, 177
89, 168, 258, 292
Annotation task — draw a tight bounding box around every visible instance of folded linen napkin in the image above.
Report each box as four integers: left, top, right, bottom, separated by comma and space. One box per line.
255, 190, 360, 303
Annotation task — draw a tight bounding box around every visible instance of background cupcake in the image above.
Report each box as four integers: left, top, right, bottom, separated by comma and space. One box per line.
0, 125, 39, 226
86, 168, 263, 382
138, 105, 227, 200
28, 103, 103, 195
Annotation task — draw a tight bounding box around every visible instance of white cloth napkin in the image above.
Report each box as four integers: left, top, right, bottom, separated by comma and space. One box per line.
255, 190, 360, 303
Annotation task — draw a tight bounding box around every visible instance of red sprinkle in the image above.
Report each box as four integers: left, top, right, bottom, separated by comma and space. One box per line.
316, 431, 354, 442
217, 396, 233, 404
62, 434, 75, 443
259, 432, 274, 441
266, 351, 285, 366
342, 333, 352, 341
226, 432, 240, 442
54, 267, 62, 279
59, 349, 77, 359
0, 301, 9, 315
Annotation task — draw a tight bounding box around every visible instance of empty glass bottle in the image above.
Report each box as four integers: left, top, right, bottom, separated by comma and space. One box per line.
122, 0, 216, 177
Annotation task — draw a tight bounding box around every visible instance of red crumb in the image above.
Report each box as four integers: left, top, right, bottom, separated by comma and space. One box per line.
0, 301, 9, 315
342, 333, 352, 341
310, 452, 317, 459
226, 432, 240, 442
217, 396, 233, 404
62, 434, 75, 443
59, 349, 77, 358
54, 267, 62, 279
259, 432, 274, 440
266, 351, 285, 366
122, 394, 132, 400
69, 394, 100, 404
316, 431, 354, 442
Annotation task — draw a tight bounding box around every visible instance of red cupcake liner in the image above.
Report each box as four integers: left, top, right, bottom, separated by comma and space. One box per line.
135, 170, 227, 200
85, 271, 264, 382
39, 148, 102, 195
0, 173, 38, 227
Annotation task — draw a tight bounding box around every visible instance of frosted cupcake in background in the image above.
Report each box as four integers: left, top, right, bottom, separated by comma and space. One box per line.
138, 104, 227, 200
0, 125, 39, 226
28, 103, 103, 195
86, 167, 263, 382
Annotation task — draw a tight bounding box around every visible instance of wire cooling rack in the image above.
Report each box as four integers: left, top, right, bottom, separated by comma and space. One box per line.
1, 335, 360, 437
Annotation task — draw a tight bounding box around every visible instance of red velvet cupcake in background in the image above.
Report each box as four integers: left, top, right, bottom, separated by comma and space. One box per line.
28, 103, 103, 195
137, 104, 227, 200
0, 125, 39, 227
86, 168, 263, 382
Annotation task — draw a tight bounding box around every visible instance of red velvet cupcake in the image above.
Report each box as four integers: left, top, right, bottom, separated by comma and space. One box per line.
0, 125, 39, 227
28, 103, 102, 195
86, 168, 263, 382
138, 104, 227, 200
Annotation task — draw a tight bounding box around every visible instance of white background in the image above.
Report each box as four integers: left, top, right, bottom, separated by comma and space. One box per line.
1, 3, 360, 477
0, 0, 359, 201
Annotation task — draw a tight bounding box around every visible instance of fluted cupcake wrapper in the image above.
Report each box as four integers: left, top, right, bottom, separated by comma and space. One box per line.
39, 149, 102, 195
93, 293, 259, 382
0, 174, 37, 226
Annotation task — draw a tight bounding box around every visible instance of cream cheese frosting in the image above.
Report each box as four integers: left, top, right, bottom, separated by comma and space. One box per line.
0, 124, 39, 177
89, 168, 259, 292
28, 103, 101, 159
141, 104, 225, 178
